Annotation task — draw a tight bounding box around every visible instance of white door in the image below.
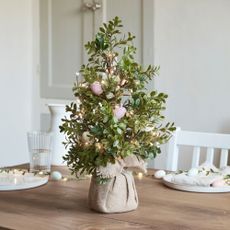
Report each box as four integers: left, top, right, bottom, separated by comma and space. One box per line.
40, 0, 154, 99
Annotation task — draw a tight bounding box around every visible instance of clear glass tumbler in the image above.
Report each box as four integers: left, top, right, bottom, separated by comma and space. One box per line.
27, 131, 52, 173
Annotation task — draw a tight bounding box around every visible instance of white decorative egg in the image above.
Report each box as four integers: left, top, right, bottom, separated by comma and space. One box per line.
154, 170, 166, 179
187, 168, 199, 177
51, 171, 62, 181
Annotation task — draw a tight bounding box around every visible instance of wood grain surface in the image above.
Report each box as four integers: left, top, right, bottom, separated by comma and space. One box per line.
0, 166, 229, 230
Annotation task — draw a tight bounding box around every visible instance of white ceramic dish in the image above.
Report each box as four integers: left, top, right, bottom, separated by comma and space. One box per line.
0, 172, 48, 191
163, 174, 230, 193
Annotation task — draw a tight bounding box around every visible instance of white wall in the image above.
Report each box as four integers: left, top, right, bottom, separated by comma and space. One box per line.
153, 0, 230, 169
1, 0, 230, 168
0, 0, 33, 166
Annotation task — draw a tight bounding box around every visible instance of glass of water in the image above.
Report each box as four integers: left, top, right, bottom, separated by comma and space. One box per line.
27, 131, 52, 173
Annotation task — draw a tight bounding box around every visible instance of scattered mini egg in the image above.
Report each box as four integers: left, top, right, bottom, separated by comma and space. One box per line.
211, 179, 225, 187
154, 170, 166, 179
50, 171, 62, 181
187, 168, 199, 177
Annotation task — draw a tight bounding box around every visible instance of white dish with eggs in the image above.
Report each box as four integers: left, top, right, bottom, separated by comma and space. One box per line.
0, 169, 48, 191
162, 163, 230, 193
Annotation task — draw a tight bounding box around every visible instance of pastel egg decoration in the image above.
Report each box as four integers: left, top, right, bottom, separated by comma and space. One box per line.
154, 170, 166, 179
51, 171, 62, 181
90, 81, 103, 95
187, 168, 199, 177
113, 105, 126, 120
211, 179, 226, 187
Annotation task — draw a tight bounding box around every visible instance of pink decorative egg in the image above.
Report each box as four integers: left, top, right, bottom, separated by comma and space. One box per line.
90, 81, 103, 95
211, 179, 225, 187
113, 106, 126, 119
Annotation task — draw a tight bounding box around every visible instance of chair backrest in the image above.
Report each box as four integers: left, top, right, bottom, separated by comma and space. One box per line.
166, 127, 230, 171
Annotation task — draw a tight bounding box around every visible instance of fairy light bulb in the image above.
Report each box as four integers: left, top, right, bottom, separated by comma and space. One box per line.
137, 172, 143, 180
86, 174, 92, 179
131, 139, 138, 145
95, 143, 104, 153
120, 79, 127, 86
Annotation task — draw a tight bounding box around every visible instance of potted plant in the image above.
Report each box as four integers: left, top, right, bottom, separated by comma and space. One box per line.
60, 17, 175, 213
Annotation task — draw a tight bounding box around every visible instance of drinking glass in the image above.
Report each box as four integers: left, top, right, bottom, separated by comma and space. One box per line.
27, 131, 52, 173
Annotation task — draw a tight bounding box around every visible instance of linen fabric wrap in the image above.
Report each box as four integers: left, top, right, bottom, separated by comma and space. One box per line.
88, 170, 138, 213
88, 154, 146, 213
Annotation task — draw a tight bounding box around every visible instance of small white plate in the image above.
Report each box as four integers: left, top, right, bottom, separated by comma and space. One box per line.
162, 174, 230, 193
0, 172, 48, 191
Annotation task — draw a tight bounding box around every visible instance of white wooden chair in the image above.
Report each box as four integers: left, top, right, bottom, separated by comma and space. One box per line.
166, 127, 230, 171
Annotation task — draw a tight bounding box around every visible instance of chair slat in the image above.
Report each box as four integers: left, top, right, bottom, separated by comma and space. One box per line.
171, 145, 179, 171
191, 146, 200, 168
177, 131, 230, 149
206, 147, 214, 163
167, 128, 180, 171
219, 149, 228, 168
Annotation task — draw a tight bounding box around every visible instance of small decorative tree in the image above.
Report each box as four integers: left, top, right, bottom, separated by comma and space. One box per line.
60, 17, 175, 185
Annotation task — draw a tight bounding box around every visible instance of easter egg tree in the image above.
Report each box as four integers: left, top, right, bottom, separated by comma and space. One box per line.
59, 17, 175, 184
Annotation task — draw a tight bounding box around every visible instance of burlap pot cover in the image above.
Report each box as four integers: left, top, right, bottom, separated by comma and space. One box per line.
88, 170, 138, 213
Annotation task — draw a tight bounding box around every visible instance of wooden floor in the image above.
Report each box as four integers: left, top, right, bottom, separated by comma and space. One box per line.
0, 167, 229, 230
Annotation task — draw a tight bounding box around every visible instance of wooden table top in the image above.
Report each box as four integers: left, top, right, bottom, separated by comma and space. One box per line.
0, 167, 229, 230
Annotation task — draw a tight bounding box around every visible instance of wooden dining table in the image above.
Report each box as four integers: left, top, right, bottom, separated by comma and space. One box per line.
0, 166, 229, 230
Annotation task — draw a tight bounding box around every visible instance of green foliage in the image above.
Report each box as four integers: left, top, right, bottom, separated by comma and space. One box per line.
60, 17, 175, 178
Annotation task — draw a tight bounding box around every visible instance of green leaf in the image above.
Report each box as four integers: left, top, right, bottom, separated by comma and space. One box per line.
117, 128, 123, 134
135, 98, 141, 106
113, 140, 119, 147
